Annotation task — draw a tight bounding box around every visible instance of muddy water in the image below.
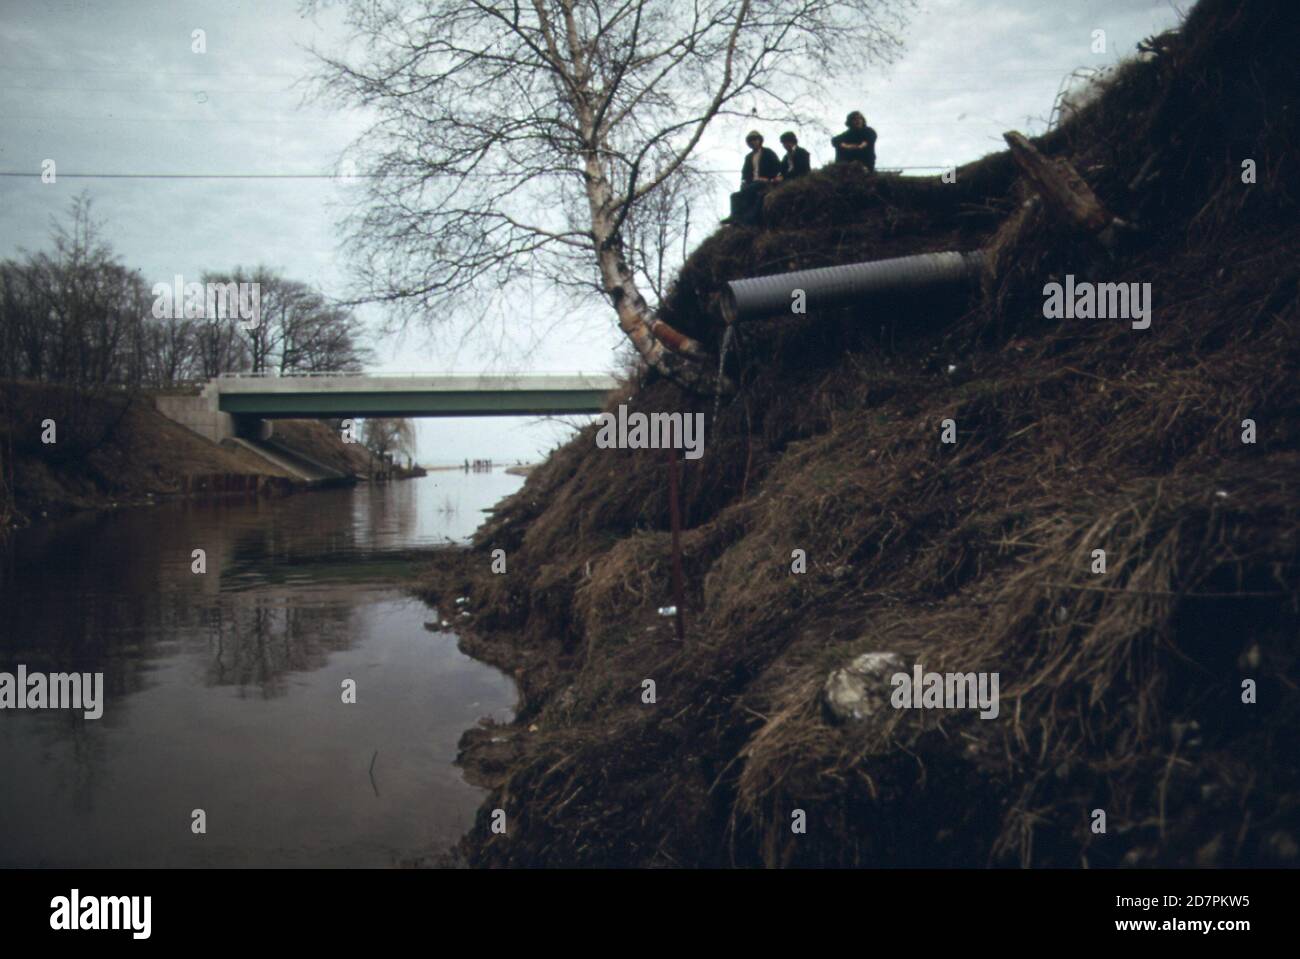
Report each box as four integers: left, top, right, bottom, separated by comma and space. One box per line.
0, 470, 523, 867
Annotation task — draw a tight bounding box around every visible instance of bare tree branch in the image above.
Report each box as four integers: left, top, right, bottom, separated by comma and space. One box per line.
309, 0, 913, 372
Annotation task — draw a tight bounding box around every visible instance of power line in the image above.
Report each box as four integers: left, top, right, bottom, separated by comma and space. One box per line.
0, 113, 355, 125
0, 171, 354, 179
0, 109, 1014, 128
0, 171, 546, 180
0, 65, 303, 79
0, 84, 302, 95
0, 64, 1078, 78
0, 166, 951, 180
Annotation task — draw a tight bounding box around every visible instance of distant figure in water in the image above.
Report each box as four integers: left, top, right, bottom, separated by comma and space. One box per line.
778, 131, 811, 182
723, 130, 781, 227
832, 111, 877, 172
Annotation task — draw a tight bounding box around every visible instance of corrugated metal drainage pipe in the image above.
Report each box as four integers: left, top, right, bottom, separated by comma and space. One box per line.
721, 250, 987, 323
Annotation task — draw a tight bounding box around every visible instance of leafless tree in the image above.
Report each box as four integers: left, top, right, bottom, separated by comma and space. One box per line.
0, 259, 47, 380
312, 0, 911, 378
192, 305, 252, 379
361, 416, 416, 470
0, 194, 155, 387
200, 267, 372, 375
280, 290, 372, 373
146, 315, 203, 386
0, 198, 369, 390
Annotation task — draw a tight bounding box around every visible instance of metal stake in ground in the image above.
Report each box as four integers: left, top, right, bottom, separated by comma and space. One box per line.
666, 446, 686, 643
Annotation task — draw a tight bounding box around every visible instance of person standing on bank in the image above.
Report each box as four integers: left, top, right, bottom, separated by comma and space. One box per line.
832, 111, 877, 172
725, 130, 782, 226
779, 131, 811, 181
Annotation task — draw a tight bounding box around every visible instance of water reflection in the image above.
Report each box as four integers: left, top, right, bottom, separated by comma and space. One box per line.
0, 469, 522, 867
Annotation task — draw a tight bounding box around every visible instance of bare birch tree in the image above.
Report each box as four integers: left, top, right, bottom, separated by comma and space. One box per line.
312, 0, 911, 377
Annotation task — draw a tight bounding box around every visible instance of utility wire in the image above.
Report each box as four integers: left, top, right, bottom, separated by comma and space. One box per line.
0, 172, 357, 179
0, 165, 950, 180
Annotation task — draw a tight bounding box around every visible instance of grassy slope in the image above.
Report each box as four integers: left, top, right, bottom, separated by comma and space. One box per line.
424, 0, 1299, 868
1, 381, 370, 528
272, 419, 373, 476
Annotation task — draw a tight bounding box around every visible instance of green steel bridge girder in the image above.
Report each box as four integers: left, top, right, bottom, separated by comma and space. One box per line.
217, 389, 612, 418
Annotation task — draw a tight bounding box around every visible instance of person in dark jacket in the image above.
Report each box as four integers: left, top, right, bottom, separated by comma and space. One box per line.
832, 111, 877, 172
724, 130, 782, 226
778, 131, 811, 181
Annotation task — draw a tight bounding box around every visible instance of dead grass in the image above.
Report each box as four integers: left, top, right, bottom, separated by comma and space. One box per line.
1, 380, 371, 528
422, 0, 1300, 868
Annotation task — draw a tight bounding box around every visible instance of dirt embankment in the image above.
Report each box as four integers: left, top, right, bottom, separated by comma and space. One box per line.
422, 0, 1299, 869
269, 417, 376, 478
0, 380, 373, 531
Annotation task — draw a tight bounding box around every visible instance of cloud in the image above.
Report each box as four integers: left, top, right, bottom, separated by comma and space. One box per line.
0, 0, 1184, 459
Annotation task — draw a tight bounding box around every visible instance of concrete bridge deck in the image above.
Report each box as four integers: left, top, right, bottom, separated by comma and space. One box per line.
213, 372, 619, 418
152, 371, 619, 444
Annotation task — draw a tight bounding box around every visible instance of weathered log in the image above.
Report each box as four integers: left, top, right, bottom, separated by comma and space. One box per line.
1003, 130, 1127, 248
649, 316, 710, 364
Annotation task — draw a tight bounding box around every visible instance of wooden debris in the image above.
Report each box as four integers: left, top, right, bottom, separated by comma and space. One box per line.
1003, 130, 1129, 249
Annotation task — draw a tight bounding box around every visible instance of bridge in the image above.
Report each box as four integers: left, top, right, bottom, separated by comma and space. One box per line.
153, 371, 620, 445
214, 372, 618, 418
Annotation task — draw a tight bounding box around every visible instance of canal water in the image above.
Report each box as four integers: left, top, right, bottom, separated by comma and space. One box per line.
0, 470, 523, 867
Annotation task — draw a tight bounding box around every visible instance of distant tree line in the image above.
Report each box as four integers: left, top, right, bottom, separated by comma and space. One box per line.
0, 194, 371, 389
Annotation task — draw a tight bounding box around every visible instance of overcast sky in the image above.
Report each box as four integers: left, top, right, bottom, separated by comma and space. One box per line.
0, 0, 1185, 463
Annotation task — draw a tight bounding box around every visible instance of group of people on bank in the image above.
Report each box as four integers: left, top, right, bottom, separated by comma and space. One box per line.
724, 110, 878, 227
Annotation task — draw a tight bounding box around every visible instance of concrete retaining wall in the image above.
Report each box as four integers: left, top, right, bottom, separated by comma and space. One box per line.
152, 390, 235, 444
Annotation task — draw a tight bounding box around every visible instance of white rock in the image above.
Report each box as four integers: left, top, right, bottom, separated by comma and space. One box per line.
824, 651, 906, 722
